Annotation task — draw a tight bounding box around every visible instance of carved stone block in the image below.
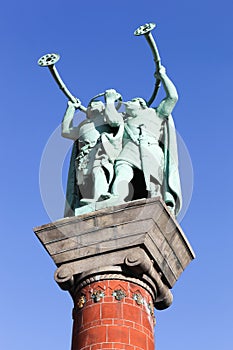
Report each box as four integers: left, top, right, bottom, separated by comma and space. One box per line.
34, 197, 195, 309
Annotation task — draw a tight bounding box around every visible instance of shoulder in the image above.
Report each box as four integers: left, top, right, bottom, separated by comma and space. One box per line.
154, 106, 168, 119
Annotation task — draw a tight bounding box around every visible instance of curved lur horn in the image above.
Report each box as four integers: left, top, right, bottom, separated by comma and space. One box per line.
134, 23, 162, 106
37, 53, 87, 113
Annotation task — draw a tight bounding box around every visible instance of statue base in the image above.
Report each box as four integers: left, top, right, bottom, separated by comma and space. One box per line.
34, 197, 195, 349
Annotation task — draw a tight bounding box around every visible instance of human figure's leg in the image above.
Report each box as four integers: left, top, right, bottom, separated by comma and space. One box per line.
92, 166, 109, 200
149, 179, 162, 198
111, 161, 134, 202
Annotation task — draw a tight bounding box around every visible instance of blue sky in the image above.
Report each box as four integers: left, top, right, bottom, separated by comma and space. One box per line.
1, 0, 233, 349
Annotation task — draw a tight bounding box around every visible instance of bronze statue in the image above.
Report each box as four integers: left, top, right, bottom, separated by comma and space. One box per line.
38, 22, 182, 217
61, 90, 124, 216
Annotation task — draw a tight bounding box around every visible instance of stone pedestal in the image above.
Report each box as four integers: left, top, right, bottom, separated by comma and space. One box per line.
34, 197, 195, 350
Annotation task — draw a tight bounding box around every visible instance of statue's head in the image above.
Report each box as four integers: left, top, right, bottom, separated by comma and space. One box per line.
78, 121, 100, 148
86, 100, 105, 119
125, 97, 147, 116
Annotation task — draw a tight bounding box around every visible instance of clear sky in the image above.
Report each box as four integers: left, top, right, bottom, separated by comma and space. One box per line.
1, 1, 233, 349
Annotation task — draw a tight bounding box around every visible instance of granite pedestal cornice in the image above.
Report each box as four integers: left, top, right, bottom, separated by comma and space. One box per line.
34, 197, 195, 310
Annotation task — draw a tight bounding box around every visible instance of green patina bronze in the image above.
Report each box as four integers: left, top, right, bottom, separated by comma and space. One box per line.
62, 90, 124, 217
38, 22, 182, 217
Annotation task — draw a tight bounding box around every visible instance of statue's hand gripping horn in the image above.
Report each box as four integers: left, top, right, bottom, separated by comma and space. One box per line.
134, 23, 161, 107
37, 53, 87, 113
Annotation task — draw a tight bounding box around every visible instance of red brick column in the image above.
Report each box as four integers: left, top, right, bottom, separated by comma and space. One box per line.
71, 280, 156, 350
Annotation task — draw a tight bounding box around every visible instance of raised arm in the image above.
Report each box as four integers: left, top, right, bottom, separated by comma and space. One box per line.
156, 66, 178, 118
61, 100, 80, 140
104, 89, 123, 127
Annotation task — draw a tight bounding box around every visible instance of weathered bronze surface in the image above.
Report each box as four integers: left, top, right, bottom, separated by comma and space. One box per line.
38, 23, 183, 218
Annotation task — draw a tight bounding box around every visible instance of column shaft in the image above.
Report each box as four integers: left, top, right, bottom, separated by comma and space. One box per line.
72, 280, 155, 350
